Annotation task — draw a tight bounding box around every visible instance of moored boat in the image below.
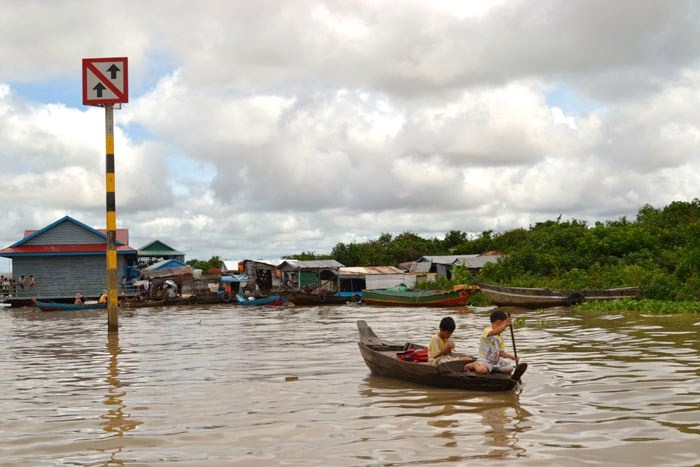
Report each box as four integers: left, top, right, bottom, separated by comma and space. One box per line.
236, 294, 287, 306
32, 298, 107, 312
361, 284, 472, 307
357, 320, 527, 392
478, 283, 639, 308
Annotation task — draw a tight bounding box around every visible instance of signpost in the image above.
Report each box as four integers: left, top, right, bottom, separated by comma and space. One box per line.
82, 57, 129, 332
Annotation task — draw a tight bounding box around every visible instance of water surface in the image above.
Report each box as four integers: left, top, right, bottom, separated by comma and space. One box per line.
0, 305, 698, 465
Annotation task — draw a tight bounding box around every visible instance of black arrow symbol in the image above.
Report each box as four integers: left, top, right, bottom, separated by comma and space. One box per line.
107, 64, 120, 79
93, 82, 106, 97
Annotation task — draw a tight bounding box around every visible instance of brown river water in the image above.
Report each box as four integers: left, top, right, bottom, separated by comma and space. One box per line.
0, 304, 698, 466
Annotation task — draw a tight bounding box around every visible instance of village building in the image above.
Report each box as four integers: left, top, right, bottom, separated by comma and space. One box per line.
0, 216, 138, 305
277, 260, 344, 292
339, 266, 433, 292
415, 253, 503, 279
137, 240, 185, 267
239, 259, 286, 293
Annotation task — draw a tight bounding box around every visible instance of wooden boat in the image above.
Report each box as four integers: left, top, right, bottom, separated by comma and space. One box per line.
236, 294, 287, 306
478, 283, 639, 308
362, 284, 472, 307
357, 320, 527, 392
32, 298, 107, 312
281, 290, 359, 306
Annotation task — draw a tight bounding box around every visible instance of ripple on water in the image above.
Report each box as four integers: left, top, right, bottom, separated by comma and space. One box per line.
0, 305, 698, 465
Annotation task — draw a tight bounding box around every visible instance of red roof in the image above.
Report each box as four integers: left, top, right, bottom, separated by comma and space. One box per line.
0, 244, 136, 255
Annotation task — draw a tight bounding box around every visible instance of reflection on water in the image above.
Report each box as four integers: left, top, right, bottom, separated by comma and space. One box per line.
360, 375, 531, 461
0, 305, 698, 465
100, 331, 141, 465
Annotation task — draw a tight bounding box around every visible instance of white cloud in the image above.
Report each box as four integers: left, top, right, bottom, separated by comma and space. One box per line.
2, 0, 700, 261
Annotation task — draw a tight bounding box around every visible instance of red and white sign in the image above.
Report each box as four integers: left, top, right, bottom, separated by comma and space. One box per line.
82, 57, 129, 105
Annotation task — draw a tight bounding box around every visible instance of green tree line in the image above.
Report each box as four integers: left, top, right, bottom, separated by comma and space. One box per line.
285, 199, 700, 300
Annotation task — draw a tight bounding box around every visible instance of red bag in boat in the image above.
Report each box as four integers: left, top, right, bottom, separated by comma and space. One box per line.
396, 348, 429, 362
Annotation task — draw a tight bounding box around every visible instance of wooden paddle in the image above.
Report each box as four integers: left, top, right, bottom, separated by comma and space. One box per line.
508, 312, 518, 362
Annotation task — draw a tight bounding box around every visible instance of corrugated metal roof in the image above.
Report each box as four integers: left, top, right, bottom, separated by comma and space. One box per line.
279, 259, 344, 270
339, 266, 404, 276
221, 260, 241, 271
241, 259, 287, 267
417, 255, 480, 265
138, 240, 183, 255
456, 255, 502, 268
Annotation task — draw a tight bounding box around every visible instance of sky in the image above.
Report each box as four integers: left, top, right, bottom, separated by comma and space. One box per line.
2, 0, 700, 270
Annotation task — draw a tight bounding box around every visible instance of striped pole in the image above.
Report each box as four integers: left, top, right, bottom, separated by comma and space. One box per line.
105, 104, 118, 332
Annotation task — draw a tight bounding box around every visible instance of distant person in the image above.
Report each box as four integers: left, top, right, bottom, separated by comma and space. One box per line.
98, 289, 108, 304
74, 293, 84, 305
428, 316, 471, 366
29, 275, 35, 290
18, 275, 25, 291
464, 310, 518, 375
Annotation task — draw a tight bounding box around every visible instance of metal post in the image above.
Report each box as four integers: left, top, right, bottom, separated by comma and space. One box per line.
105, 104, 118, 332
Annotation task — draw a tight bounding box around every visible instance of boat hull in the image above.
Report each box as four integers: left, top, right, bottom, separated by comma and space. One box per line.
33, 299, 107, 312
356, 320, 526, 392
236, 295, 287, 306
479, 283, 638, 308
362, 288, 471, 307
281, 291, 350, 306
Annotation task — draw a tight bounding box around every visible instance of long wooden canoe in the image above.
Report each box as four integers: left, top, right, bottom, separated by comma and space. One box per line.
32, 298, 107, 312
478, 283, 639, 308
362, 285, 472, 307
357, 320, 527, 392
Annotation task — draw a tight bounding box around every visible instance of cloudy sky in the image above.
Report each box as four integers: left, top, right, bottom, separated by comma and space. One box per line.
1, 0, 700, 269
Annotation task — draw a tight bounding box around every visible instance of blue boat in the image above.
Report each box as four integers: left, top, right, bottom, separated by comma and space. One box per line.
235, 295, 286, 306
32, 298, 107, 312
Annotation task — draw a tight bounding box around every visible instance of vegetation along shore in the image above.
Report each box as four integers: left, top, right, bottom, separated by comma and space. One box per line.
186, 200, 700, 314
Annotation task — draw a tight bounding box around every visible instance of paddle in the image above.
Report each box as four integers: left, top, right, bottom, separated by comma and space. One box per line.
508, 312, 518, 362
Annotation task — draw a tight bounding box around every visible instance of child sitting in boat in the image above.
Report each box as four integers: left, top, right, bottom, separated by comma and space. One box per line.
428, 316, 460, 365
74, 293, 83, 305
464, 310, 518, 374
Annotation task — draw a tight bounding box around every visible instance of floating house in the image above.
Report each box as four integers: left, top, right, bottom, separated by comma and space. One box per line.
240, 259, 286, 293
277, 260, 344, 292
339, 266, 431, 292
0, 216, 138, 304
137, 240, 185, 266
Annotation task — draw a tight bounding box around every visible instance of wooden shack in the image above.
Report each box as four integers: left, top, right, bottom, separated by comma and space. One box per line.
277, 260, 344, 292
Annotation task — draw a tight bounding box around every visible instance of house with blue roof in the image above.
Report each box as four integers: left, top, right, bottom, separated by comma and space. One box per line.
0, 216, 138, 305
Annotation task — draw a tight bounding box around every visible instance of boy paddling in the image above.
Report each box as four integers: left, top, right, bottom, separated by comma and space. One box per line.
464, 310, 519, 374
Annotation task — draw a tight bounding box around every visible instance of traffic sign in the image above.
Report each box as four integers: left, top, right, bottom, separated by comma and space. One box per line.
82, 57, 129, 105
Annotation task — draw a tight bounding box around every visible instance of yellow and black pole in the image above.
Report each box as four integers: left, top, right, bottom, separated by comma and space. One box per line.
105, 103, 118, 331
82, 57, 129, 333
